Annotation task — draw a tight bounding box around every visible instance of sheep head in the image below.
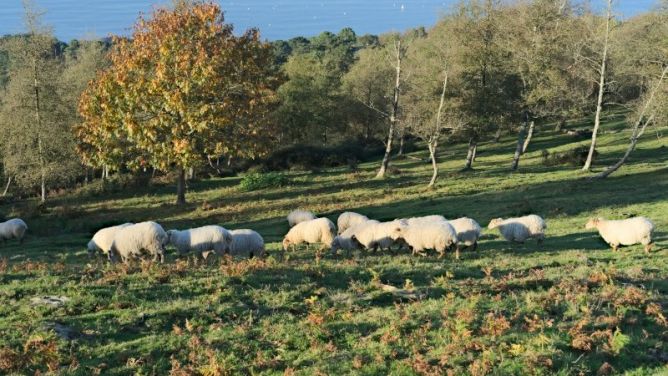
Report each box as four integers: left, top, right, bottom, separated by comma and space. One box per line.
488, 218, 504, 229
585, 218, 602, 230
282, 237, 291, 251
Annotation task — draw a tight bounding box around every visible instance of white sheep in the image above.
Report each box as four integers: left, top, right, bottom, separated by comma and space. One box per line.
228, 229, 265, 258
403, 215, 447, 226
287, 210, 317, 227
167, 225, 232, 259
351, 220, 403, 252
109, 221, 168, 264
0, 218, 28, 244
282, 217, 336, 251
390, 220, 458, 258
488, 215, 546, 244
337, 211, 370, 235
87, 223, 133, 259
585, 217, 655, 253
448, 217, 482, 259
331, 220, 379, 255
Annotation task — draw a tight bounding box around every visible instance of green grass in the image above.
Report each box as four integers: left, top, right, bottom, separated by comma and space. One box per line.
1, 112, 667, 375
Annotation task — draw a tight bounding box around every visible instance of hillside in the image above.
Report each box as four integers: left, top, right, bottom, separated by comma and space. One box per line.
0, 113, 667, 375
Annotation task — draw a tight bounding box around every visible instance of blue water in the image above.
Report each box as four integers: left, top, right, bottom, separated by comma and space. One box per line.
0, 0, 658, 42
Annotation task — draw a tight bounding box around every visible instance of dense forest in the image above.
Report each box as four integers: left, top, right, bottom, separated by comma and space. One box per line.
0, 0, 666, 203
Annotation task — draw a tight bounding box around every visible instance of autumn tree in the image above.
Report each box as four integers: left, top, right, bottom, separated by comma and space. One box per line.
77, 1, 278, 204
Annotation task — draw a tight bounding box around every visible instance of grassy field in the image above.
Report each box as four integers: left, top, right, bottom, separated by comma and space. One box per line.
1, 113, 667, 375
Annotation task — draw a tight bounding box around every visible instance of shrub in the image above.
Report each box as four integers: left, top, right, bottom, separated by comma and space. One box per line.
541, 147, 598, 167
239, 172, 289, 191
258, 140, 392, 172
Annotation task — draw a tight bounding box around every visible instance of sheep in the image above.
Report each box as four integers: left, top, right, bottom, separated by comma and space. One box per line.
87, 223, 133, 260
488, 215, 546, 244
585, 217, 655, 253
167, 225, 232, 259
448, 217, 482, 259
109, 221, 168, 264
389, 220, 458, 258
287, 210, 317, 227
282, 217, 336, 252
403, 215, 447, 226
227, 229, 265, 258
331, 220, 379, 255
350, 220, 403, 252
337, 211, 370, 235
0, 218, 28, 244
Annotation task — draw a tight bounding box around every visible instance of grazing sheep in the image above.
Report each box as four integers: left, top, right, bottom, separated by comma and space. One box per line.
287, 210, 317, 227
331, 220, 379, 255
488, 215, 546, 244
0, 218, 28, 244
87, 223, 133, 259
403, 215, 447, 226
585, 217, 655, 253
337, 211, 370, 235
228, 229, 265, 258
351, 220, 403, 252
109, 221, 168, 264
283, 217, 336, 251
390, 220, 458, 258
448, 217, 482, 259
167, 225, 232, 259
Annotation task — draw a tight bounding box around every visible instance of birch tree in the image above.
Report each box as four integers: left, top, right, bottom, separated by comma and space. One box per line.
581, 0, 614, 171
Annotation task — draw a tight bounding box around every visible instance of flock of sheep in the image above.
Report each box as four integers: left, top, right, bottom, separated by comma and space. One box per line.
0, 210, 656, 262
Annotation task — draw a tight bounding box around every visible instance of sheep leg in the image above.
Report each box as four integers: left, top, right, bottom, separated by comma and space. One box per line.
611, 244, 618, 252
455, 246, 461, 260
644, 243, 653, 254
471, 242, 478, 253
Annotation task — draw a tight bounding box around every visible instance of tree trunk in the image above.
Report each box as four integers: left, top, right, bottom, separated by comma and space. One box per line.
377, 40, 403, 179
2, 177, 12, 197
493, 127, 502, 142
428, 141, 438, 187
583, 0, 612, 172
463, 138, 477, 170
397, 132, 405, 156
187, 167, 194, 180
522, 120, 535, 154
176, 167, 186, 205
428, 68, 448, 187
594, 66, 668, 179
555, 118, 566, 132
511, 112, 530, 171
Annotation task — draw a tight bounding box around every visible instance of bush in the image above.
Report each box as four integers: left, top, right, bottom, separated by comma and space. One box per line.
258, 140, 393, 172
541, 146, 598, 167
239, 172, 289, 191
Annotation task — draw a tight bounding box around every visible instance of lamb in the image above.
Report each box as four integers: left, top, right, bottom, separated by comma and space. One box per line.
167, 225, 232, 259
448, 217, 482, 259
227, 229, 265, 258
331, 220, 379, 255
488, 215, 546, 244
337, 211, 370, 235
87, 223, 133, 260
287, 210, 317, 227
390, 220, 458, 258
585, 217, 655, 253
0, 218, 28, 244
282, 217, 336, 251
350, 220, 403, 252
109, 221, 168, 264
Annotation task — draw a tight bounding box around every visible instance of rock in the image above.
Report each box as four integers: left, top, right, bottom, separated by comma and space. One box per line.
30, 296, 71, 307
43, 322, 77, 340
